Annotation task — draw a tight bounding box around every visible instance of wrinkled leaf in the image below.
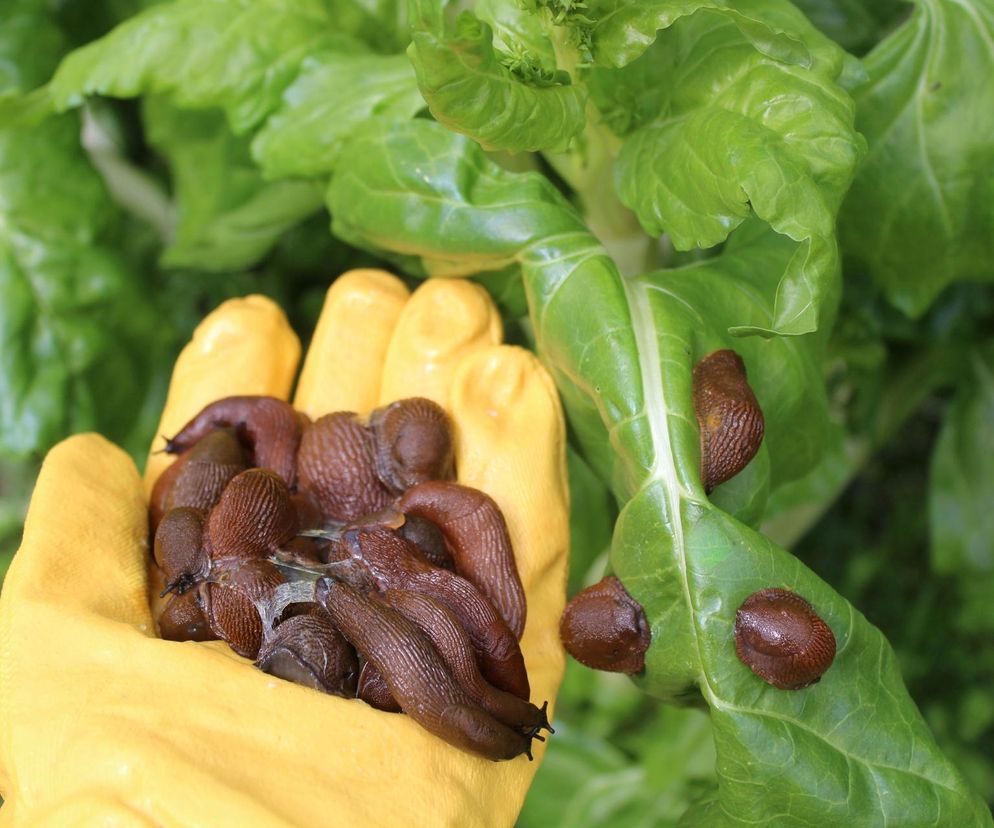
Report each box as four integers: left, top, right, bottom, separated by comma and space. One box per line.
37, 0, 363, 133
587, 0, 846, 69
615, 14, 863, 336
328, 118, 991, 825
407, 1, 587, 152
251, 53, 424, 179
839, 0, 994, 317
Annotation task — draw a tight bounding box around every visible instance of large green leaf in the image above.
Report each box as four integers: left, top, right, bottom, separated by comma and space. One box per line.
328, 118, 991, 825
407, 0, 587, 152
143, 99, 324, 271
30, 0, 363, 133
614, 14, 863, 336
839, 0, 994, 317
251, 53, 424, 179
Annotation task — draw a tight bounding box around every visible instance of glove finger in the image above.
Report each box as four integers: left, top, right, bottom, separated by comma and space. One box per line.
449, 346, 570, 765
293, 269, 409, 418
377, 279, 502, 406
0, 434, 150, 624
143, 295, 300, 493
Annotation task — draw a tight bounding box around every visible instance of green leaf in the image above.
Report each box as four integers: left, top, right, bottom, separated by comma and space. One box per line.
327, 118, 991, 825
40, 0, 363, 133
407, 3, 587, 152
143, 99, 324, 271
929, 342, 994, 575
838, 0, 994, 317
588, 0, 849, 69
615, 14, 864, 335
251, 53, 425, 180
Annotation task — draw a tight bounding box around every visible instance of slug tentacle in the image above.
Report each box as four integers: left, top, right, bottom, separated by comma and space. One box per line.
560, 576, 650, 674
369, 397, 455, 492
379, 589, 550, 736
692, 349, 765, 493
164, 396, 301, 487
734, 588, 836, 690
338, 528, 530, 700
399, 481, 526, 639
205, 469, 298, 561
317, 578, 530, 761
297, 412, 393, 522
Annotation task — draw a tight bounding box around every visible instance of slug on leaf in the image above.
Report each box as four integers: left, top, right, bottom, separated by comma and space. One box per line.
559, 576, 650, 674
734, 588, 836, 690
692, 349, 765, 493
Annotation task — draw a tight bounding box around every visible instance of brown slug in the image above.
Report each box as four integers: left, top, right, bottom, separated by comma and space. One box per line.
397, 514, 453, 571
357, 661, 402, 713
157, 589, 216, 643
256, 611, 359, 697
297, 412, 393, 522
369, 397, 454, 492
205, 469, 298, 561
379, 589, 551, 737
399, 481, 526, 639
338, 527, 530, 700
164, 396, 301, 487
317, 578, 531, 761
734, 588, 836, 690
203, 558, 286, 658
150, 429, 246, 531
692, 349, 765, 493
153, 507, 209, 596
559, 576, 651, 674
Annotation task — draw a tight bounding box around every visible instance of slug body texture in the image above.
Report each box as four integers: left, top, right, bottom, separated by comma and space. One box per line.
734, 588, 837, 690
692, 349, 765, 493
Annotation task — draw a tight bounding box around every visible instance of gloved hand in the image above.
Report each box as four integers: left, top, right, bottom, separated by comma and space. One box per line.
0, 271, 569, 827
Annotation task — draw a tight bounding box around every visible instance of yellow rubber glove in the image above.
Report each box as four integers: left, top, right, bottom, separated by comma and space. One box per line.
0, 272, 569, 827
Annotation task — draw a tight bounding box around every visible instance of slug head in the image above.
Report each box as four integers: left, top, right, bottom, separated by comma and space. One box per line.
370, 397, 454, 492
153, 507, 209, 595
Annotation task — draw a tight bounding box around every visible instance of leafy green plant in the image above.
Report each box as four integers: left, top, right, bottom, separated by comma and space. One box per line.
1, 0, 992, 823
